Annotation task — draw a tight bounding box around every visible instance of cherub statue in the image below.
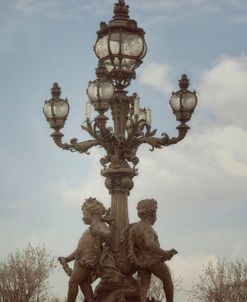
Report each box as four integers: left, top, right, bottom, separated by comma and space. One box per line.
59, 197, 111, 302
121, 199, 177, 302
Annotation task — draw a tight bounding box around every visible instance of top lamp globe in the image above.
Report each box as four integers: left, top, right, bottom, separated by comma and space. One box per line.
94, 0, 147, 87
94, 32, 147, 72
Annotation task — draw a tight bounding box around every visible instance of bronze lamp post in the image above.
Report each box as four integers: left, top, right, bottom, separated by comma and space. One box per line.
43, 1, 197, 301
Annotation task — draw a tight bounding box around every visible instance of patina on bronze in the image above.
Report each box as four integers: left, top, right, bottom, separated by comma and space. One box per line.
43, 1, 198, 302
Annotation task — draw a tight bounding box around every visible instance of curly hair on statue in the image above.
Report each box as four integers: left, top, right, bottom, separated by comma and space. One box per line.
137, 199, 157, 218
81, 197, 106, 217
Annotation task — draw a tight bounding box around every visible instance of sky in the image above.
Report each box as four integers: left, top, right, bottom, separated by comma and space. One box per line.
0, 0, 247, 301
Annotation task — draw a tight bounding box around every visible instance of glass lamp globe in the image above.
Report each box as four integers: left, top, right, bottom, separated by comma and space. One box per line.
170, 92, 197, 112
87, 79, 115, 103
43, 83, 70, 130
95, 32, 147, 72
169, 75, 198, 123
94, 0, 147, 86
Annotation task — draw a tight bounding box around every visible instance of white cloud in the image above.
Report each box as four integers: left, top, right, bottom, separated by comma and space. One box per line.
199, 54, 247, 128
213, 128, 247, 177
50, 177, 110, 208
49, 149, 110, 208
131, 124, 247, 213
139, 62, 175, 93
132, 54, 247, 212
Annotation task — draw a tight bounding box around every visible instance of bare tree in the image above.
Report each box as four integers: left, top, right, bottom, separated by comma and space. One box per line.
190, 258, 247, 302
147, 273, 183, 301
0, 243, 56, 302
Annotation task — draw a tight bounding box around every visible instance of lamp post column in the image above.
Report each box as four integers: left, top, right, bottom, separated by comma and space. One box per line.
102, 167, 135, 254
101, 89, 136, 256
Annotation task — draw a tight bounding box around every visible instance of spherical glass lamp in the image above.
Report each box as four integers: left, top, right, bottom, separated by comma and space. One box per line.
43, 83, 70, 130
170, 75, 198, 123
95, 32, 147, 73
94, 0, 147, 87
87, 79, 115, 103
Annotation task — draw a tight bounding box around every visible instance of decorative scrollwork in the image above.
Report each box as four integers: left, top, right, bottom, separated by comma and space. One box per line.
81, 120, 100, 140
100, 155, 111, 168
70, 138, 78, 144
49, 88, 190, 179
51, 130, 101, 155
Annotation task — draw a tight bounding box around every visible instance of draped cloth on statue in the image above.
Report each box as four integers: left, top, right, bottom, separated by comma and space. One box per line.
121, 222, 164, 269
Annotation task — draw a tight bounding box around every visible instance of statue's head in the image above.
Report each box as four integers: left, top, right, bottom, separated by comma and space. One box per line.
81, 197, 106, 224
137, 199, 157, 224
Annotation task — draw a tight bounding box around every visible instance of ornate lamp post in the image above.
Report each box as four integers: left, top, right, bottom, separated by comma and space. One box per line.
43, 1, 197, 301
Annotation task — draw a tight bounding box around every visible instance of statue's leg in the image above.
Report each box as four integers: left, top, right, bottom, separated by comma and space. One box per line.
151, 263, 174, 302
68, 265, 90, 302
79, 281, 95, 302
138, 269, 151, 302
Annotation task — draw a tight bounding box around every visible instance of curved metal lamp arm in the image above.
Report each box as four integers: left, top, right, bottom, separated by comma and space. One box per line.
164, 123, 190, 145
135, 123, 190, 151
50, 130, 101, 154
127, 124, 190, 151
122, 122, 190, 169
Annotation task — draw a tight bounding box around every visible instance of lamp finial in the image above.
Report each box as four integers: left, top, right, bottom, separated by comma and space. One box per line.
179, 74, 190, 90
51, 83, 61, 98
113, 0, 129, 19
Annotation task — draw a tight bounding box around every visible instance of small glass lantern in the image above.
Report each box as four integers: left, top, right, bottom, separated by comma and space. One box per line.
87, 78, 115, 103
170, 75, 198, 123
43, 83, 70, 130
